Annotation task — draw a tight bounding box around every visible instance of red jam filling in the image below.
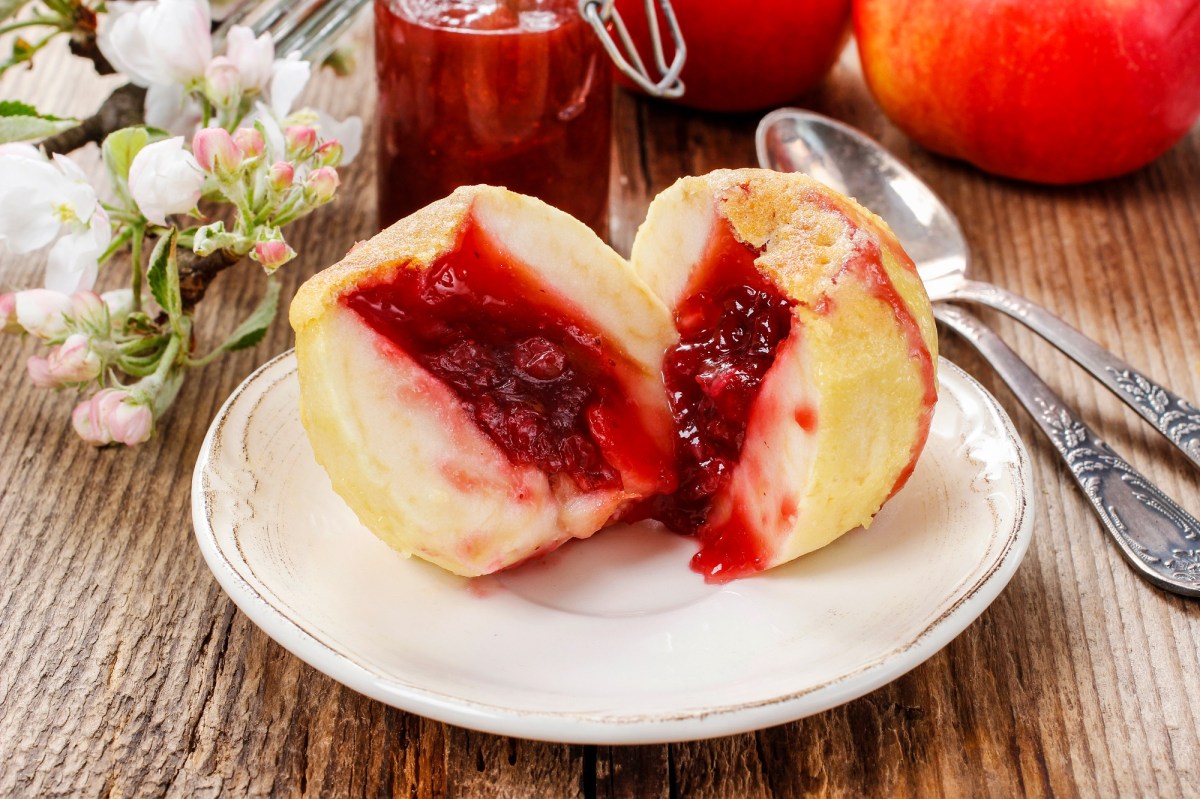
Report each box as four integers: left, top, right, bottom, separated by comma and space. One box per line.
345, 218, 670, 493
631, 222, 795, 580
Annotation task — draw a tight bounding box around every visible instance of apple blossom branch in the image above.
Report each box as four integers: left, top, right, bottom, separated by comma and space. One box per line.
1, 0, 361, 447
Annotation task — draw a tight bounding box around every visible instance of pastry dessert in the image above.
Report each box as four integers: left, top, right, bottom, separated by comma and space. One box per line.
291, 169, 937, 582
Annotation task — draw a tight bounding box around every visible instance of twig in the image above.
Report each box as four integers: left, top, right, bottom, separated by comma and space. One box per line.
179, 248, 242, 310
68, 32, 115, 75
39, 83, 146, 156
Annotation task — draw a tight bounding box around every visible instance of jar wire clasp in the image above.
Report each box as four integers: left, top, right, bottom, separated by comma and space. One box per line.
580, 0, 686, 99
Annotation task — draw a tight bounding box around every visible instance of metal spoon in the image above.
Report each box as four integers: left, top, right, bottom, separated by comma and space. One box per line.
756, 107, 1200, 597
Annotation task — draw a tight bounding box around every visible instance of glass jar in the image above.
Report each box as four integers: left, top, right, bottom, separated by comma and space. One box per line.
375, 0, 614, 238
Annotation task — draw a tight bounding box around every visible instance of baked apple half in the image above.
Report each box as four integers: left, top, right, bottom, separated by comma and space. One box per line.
631, 169, 938, 581
290, 186, 678, 576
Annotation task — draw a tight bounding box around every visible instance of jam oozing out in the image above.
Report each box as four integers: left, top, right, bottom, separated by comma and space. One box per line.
345, 217, 669, 493
637, 222, 794, 578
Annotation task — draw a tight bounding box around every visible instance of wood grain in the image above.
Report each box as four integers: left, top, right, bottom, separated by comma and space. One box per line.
2, 32, 1199, 799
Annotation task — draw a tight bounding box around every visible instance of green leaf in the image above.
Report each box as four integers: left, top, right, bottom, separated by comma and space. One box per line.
146, 229, 181, 322
102, 126, 150, 182
220, 278, 280, 352
0, 99, 36, 116
0, 99, 76, 143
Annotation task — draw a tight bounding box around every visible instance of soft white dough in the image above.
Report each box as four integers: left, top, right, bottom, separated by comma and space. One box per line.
627, 178, 715, 310
473, 189, 676, 370
704, 323, 821, 560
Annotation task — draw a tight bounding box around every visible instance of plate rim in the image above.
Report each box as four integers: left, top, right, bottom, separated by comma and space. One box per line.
192, 351, 1033, 744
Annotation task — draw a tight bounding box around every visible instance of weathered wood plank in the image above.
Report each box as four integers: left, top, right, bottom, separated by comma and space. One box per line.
1, 32, 1198, 799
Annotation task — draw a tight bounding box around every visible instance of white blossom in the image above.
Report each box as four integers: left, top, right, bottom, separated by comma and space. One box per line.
204, 56, 242, 108
0, 142, 43, 160
0, 153, 95, 254
46, 207, 112, 294
225, 25, 275, 92
98, 0, 213, 88
269, 52, 311, 120
145, 83, 204, 136
127, 137, 204, 225
100, 289, 137, 319
0, 151, 108, 291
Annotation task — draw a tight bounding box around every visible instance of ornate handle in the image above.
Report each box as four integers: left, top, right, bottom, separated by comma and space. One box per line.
946, 278, 1200, 472
935, 304, 1200, 597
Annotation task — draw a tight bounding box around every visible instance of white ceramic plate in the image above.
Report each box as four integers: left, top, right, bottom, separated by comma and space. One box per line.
193, 352, 1032, 744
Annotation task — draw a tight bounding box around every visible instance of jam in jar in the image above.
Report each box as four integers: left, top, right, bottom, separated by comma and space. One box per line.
375, 0, 613, 237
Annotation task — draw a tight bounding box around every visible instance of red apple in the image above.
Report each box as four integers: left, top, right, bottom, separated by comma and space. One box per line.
854, 0, 1200, 184
613, 0, 852, 112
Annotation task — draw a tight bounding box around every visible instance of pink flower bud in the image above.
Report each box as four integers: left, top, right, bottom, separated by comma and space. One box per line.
0, 293, 20, 334
284, 125, 318, 159
268, 161, 294, 191
193, 128, 242, 176
26, 355, 55, 388
304, 166, 340, 205
71, 388, 153, 447
316, 139, 344, 167
28, 333, 102, 387
204, 56, 242, 108
252, 239, 296, 272
13, 289, 73, 339
233, 127, 265, 159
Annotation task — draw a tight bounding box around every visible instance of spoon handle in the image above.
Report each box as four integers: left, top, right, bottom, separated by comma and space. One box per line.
934, 303, 1200, 597
946, 278, 1200, 473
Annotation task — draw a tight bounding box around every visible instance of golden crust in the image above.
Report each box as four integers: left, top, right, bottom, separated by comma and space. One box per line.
694, 168, 938, 364
698, 169, 876, 298
289, 187, 477, 333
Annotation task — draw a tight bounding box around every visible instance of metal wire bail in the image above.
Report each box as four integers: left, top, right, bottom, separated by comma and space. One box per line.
580, 0, 686, 99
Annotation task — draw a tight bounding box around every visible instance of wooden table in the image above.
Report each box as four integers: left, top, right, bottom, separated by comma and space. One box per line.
3, 31, 1199, 798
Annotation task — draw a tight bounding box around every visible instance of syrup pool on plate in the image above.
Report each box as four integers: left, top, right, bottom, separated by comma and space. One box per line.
375, 0, 612, 237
